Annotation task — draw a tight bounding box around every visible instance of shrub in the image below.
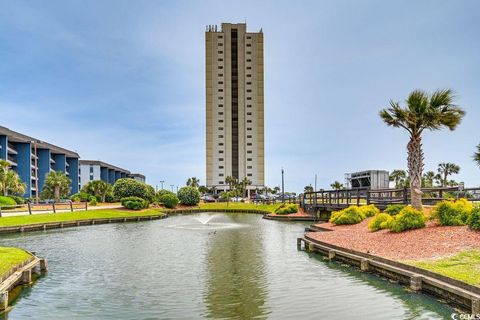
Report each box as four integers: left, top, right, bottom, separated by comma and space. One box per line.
10, 195, 25, 205
432, 198, 473, 226
274, 203, 298, 214
389, 206, 426, 232
177, 186, 200, 206
121, 196, 148, 210
70, 192, 92, 202
468, 207, 480, 231
359, 204, 379, 217
89, 197, 98, 206
329, 206, 365, 225
113, 179, 152, 201
157, 191, 179, 209
384, 204, 406, 216
0, 196, 17, 207
368, 213, 394, 232
104, 192, 115, 203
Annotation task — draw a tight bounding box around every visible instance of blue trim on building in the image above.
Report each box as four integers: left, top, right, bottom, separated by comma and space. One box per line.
0, 135, 7, 160
100, 167, 109, 182
51, 153, 66, 172
67, 157, 79, 194
37, 149, 51, 193
15, 143, 32, 197
115, 170, 121, 181
108, 169, 115, 185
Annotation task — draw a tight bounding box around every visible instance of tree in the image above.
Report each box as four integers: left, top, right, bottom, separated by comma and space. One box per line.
304, 185, 314, 193
198, 185, 209, 194
0, 160, 26, 196
113, 178, 153, 202
437, 162, 460, 187
81, 180, 112, 202
225, 176, 237, 191
273, 186, 281, 194
330, 181, 344, 190
41, 171, 71, 202
389, 169, 407, 188
186, 177, 200, 188
474, 144, 480, 167
422, 171, 436, 188
379, 89, 465, 209
237, 177, 252, 197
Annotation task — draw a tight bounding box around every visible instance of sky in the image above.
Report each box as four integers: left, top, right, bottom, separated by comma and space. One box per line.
1, 0, 479, 192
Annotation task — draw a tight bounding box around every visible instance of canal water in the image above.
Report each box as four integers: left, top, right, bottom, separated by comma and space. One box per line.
0, 213, 454, 319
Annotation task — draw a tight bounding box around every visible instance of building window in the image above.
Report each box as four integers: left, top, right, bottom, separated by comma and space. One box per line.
218, 51, 223, 54
247, 173, 253, 177
218, 97, 223, 100
246, 43, 252, 47
218, 73, 223, 77
247, 97, 252, 100
247, 120, 252, 123
218, 43, 223, 46
89, 166, 94, 173
218, 81, 223, 84
90, 175, 93, 181
247, 166, 252, 169
246, 36, 252, 39
247, 142, 252, 146
218, 119, 223, 123
218, 112, 223, 115
247, 135, 252, 138
246, 66, 252, 70
246, 74, 252, 78
246, 58, 251, 61
247, 150, 252, 154
219, 165, 224, 169
219, 158, 224, 161
218, 104, 223, 107
246, 89, 252, 93
219, 181, 224, 184
219, 150, 224, 153
247, 82, 252, 85
247, 104, 252, 108
219, 173, 224, 177
218, 142, 224, 146
219, 127, 224, 130
218, 66, 223, 69
218, 135, 223, 138
247, 112, 252, 115
247, 128, 252, 131
218, 58, 223, 62
247, 158, 252, 161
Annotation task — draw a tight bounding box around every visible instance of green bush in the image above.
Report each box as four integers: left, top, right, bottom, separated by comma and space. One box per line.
274, 203, 298, 214
329, 206, 366, 225
389, 206, 426, 232
157, 191, 179, 209
359, 204, 379, 217
432, 198, 473, 226
468, 207, 480, 231
10, 195, 25, 205
70, 192, 92, 202
368, 213, 394, 232
105, 192, 115, 203
113, 179, 153, 201
177, 186, 200, 206
0, 196, 17, 207
89, 197, 98, 206
384, 204, 406, 216
121, 196, 148, 210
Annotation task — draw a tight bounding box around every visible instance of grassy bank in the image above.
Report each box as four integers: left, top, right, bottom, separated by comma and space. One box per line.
0, 247, 32, 278
0, 209, 163, 228
198, 202, 279, 213
411, 250, 480, 286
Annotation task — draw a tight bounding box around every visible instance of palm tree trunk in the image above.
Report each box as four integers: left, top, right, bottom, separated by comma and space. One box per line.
54, 186, 60, 202
407, 135, 424, 210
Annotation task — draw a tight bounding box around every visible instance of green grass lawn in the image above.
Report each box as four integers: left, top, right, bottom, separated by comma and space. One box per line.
198, 202, 280, 213
0, 247, 32, 278
0, 208, 164, 227
411, 250, 480, 286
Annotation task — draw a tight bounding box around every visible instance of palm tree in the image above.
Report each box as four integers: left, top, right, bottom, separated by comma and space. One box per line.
225, 176, 237, 191
379, 89, 465, 209
389, 169, 407, 188
437, 163, 460, 187
474, 144, 480, 167
422, 171, 436, 187
330, 181, 344, 190
304, 185, 314, 193
81, 180, 112, 202
238, 177, 252, 197
42, 171, 71, 202
0, 160, 26, 196
186, 177, 200, 188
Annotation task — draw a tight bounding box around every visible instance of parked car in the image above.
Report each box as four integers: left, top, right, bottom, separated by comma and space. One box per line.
200, 195, 216, 203
230, 196, 244, 202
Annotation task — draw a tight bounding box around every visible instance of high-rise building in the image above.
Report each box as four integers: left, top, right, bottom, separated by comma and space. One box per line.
205, 23, 265, 194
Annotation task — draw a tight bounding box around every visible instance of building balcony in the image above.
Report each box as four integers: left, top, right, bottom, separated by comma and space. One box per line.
7, 146, 17, 155
7, 159, 17, 166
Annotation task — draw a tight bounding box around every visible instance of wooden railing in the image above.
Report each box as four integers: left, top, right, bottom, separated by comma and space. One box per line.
0, 201, 88, 217
301, 186, 480, 210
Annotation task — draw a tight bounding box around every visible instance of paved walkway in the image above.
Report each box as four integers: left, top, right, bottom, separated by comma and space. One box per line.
0, 205, 122, 218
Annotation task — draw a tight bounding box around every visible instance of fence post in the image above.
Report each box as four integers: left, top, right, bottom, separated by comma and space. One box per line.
85, 202, 88, 211
0, 207, 2, 218
70, 201, 73, 212
356, 189, 360, 206
52, 203, 56, 214
28, 202, 32, 215
366, 190, 370, 205
403, 187, 408, 204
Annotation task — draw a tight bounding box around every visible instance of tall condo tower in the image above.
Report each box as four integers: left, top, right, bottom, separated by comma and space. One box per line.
205, 23, 265, 194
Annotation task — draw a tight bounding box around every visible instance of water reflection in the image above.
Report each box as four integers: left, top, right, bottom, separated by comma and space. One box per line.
203, 214, 269, 319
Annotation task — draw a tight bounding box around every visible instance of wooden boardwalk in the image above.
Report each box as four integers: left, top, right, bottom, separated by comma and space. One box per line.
301, 186, 480, 218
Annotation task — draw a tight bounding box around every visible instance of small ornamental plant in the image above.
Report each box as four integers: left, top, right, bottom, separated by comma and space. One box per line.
157, 191, 179, 209
359, 204, 380, 217
384, 204, 406, 216
368, 213, 393, 232
329, 206, 366, 225
431, 198, 473, 226
467, 207, 480, 231
121, 196, 148, 210
388, 206, 426, 232
274, 203, 297, 215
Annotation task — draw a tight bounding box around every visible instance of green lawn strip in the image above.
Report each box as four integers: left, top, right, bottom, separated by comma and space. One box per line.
0, 209, 164, 228
0, 247, 32, 278
408, 250, 480, 287
198, 202, 280, 213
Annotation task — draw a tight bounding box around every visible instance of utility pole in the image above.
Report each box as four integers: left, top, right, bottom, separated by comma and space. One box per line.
170, 184, 174, 192
32, 140, 39, 204
160, 180, 165, 190
315, 174, 317, 193
281, 167, 285, 204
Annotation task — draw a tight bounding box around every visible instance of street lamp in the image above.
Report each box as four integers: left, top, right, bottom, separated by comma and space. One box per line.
281, 167, 285, 204
170, 184, 174, 192
160, 180, 165, 190
31, 140, 39, 204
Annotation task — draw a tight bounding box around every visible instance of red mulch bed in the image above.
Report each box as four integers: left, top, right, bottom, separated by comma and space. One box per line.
307, 218, 480, 261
